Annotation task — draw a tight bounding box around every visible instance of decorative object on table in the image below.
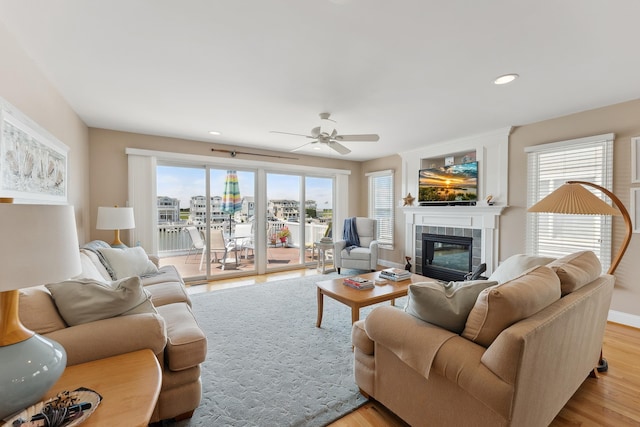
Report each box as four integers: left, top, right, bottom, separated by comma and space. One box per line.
221, 170, 242, 235
528, 179, 632, 372
96, 205, 135, 248
5, 387, 102, 427
402, 193, 415, 206
485, 194, 494, 205
405, 256, 412, 271
0, 202, 82, 419
0, 97, 69, 203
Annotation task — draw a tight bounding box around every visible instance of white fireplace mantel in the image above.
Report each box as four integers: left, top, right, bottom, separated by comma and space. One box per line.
403, 205, 507, 276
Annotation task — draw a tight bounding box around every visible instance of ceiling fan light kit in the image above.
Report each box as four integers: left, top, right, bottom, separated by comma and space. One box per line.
270, 112, 380, 155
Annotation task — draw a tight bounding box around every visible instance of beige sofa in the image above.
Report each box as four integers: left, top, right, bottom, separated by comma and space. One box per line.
18, 241, 207, 423
352, 251, 614, 427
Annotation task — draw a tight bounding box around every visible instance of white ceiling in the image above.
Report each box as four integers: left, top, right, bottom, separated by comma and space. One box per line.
2, 0, 640, 161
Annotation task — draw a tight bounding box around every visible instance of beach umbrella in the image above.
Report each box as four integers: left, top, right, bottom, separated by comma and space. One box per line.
222, 170, 242, 234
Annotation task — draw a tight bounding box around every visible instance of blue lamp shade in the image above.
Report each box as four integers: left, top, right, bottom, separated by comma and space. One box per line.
0, 203, 81, 419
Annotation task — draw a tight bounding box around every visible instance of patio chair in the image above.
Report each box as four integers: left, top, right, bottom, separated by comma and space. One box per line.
234, 223, 254, 259
185, 226, 205, 264
200, 229, 236, 270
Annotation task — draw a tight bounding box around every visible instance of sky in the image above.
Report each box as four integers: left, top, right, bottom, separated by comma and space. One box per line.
157, 166, 333, 209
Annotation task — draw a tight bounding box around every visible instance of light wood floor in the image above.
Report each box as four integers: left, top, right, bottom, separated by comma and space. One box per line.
186, 270, 640, 427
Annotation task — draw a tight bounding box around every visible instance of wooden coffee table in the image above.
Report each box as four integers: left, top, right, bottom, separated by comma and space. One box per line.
40, 349, 161, 427
316, 271, 432, 327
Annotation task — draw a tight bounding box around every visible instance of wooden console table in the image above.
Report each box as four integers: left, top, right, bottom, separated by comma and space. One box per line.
41, 349, 161, 427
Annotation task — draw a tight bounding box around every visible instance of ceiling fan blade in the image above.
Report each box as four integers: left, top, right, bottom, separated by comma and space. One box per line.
270, 131, 314, 138
290, 141, 316, 152
334, 134, 380, 142
327, 141, 351, 155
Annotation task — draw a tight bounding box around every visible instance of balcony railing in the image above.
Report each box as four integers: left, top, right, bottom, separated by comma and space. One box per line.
158, 221, 329, 257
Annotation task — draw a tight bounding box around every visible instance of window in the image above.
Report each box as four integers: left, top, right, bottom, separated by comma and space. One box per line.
367, 170, 394, 248
526, 133, 614, 270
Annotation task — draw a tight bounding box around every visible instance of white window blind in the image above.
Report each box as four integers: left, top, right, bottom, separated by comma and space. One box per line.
367, 170, 394, 248
525, 134, 614, 271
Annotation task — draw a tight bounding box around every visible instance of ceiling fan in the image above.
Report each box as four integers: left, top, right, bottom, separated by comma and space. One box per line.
270, 112, 380, 155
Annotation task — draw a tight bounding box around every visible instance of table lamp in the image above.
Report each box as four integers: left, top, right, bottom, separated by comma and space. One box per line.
96, 206, 135, 248
0, 202, 82, 419
528, 180, 632, 372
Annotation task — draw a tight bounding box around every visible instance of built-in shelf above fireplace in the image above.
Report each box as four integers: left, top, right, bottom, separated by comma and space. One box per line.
402, 205, 506, 277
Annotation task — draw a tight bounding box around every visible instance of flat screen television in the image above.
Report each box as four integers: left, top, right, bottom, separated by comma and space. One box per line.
418, 161, 478, 205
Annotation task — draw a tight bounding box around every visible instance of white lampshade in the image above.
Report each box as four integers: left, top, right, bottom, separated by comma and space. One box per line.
0, 204, 82, 290
0, 203, 81, 418
96, 206, 135, 230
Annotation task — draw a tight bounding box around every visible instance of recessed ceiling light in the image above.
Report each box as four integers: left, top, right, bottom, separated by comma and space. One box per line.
208, 130, 221, 136
494, 74, 519, 85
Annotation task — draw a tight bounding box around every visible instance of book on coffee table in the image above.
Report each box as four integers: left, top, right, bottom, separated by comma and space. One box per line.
380, 268, 412, 281
343, 276, 374, 290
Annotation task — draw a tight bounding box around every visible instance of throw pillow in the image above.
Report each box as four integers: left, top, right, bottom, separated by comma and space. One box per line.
405, 279, 498, 333
462, 265, 561, 347
74, 251, 109, 282
98, 246, 159, 279
548, 250, 602, 295
81, 240, 118, 280
488, 254, 556, 284
45, 276, 156, 326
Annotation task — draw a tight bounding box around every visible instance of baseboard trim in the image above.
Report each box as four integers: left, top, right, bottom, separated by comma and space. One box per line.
378, 260, 404, 270
608, 310, 640, 329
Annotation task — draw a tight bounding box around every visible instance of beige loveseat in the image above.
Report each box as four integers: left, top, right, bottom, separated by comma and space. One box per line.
352, 251, 614, 427
18, 241, 207, 423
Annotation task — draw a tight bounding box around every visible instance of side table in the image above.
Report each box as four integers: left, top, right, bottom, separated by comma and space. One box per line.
41, 349, 161, 427
315, 241, 335, 274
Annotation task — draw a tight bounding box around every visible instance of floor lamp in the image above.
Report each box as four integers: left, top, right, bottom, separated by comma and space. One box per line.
0, 202, 82, 418
528, 180, 632, 371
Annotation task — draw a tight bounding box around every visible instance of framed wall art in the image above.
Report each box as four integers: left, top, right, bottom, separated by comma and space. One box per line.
631, 136, 640, 184
631, 188, 640, 233
0, 98, 69, 203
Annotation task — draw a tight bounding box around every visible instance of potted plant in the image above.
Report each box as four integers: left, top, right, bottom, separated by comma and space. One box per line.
277, 226, 290, 245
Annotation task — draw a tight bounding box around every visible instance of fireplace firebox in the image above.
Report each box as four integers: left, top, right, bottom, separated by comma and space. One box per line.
422, 233, 473, 281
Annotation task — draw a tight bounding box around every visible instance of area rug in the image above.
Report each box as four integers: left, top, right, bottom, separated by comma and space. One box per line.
172, 271, 406, 427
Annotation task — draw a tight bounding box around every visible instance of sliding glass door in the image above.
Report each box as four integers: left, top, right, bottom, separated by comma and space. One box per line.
265, 173, 333, 272
154, 162, 333, 279
266, 173, 302, 269
208, 169, 256, 275
156, 164, 256, 280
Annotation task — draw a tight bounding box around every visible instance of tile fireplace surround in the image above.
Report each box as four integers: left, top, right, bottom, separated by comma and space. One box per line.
403, 205, 506, 277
